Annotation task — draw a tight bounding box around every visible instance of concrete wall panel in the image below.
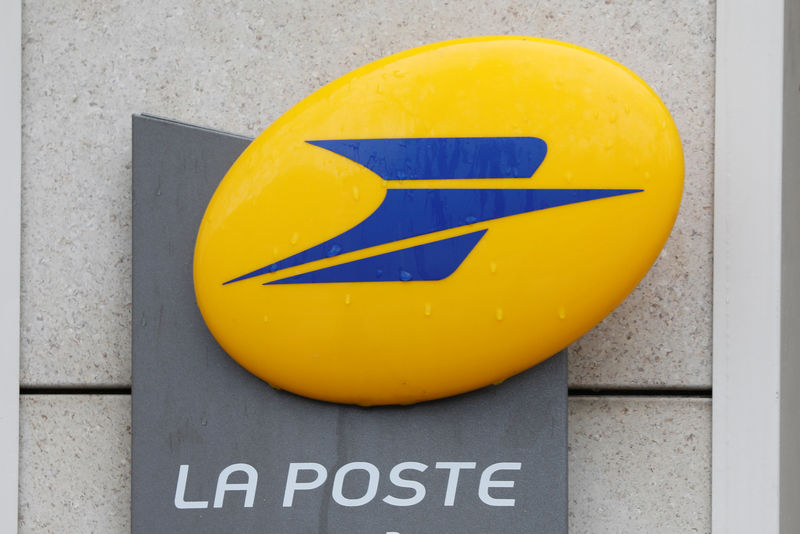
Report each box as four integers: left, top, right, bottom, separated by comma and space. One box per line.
19, 396, 710, 533
21, 0, 714, 387
569, 397, 711, 533
19, 395, 131, 534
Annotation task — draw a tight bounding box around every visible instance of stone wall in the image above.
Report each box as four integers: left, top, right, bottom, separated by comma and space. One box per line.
18, 1, 715, 532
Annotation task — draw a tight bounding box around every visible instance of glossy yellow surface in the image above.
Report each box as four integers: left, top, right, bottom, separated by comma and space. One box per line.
193, 36, 683, 405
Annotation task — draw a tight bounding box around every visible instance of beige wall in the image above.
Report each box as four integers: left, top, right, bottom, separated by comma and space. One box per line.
19, 1, 715, 532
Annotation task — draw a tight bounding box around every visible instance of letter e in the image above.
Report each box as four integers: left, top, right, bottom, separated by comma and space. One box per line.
479, 462, 521, 507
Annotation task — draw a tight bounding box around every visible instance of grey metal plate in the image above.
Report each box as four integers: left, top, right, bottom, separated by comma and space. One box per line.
131, 114, 567, 533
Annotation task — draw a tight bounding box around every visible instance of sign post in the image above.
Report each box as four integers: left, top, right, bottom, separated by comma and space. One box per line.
132, 114, 568, 533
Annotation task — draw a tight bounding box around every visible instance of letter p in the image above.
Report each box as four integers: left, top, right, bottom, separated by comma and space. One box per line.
283, 463, 328, 507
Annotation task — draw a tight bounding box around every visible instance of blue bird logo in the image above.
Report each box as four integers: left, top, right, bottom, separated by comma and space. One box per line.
223, 137, 641, 285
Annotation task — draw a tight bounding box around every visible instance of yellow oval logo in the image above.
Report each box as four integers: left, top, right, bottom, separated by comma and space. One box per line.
193, 36, 683, 405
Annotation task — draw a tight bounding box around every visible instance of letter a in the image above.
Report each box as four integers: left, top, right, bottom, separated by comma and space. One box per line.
213, 463, 258, 508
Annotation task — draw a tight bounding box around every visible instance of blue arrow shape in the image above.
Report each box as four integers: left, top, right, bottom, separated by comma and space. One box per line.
224, 188, 642, 285
267, 229, 488, 284
307, 137, 548, 180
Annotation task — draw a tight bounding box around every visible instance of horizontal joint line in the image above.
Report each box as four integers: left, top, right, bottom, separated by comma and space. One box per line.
20, 387, 132, 395
568, 387, 711, 398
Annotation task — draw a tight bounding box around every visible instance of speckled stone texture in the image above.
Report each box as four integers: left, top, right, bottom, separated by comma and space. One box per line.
21, 0, 714, 387
18, 396, 131, 534
569, 398, 711, 533
18, 396, 710, 532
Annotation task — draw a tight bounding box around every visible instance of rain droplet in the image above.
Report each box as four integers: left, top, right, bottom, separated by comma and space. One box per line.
352, 186, 360, 200
465, 215, 478, 224
496, 308, 504, 321
200, 418, 207, 426
400, 270, 413, 281
644, 170, 651, 180
424, 303, 432, 316
610, 111, 618, 123
565, 170, 574, 183
558, 306, 567, 319
328, 244, 342, 257
375, 269, 383, 278
344, 294, 351, 305
272, 246, 279, 256
492, 379, 506, 386
490, 262, 497, 274
605, 139, 614, 150
263, 315, 269, 322
624, 103, 631, 114
290, 232, 298, 244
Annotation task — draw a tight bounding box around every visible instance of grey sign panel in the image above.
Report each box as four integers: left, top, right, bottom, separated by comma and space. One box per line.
132, 114, 567, 533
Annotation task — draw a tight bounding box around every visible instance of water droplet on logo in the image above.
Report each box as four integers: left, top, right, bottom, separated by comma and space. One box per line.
400, 270, 413, 281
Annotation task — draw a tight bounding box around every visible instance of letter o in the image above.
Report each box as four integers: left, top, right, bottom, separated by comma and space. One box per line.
332, 462, 380, 507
